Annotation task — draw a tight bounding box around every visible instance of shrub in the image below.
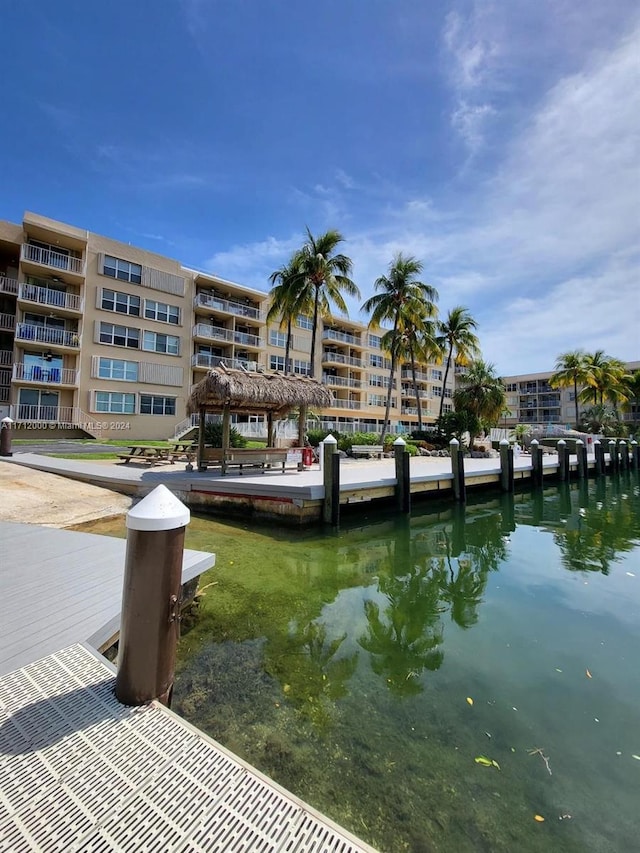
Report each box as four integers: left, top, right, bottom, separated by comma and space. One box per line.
204, 422, 247, 448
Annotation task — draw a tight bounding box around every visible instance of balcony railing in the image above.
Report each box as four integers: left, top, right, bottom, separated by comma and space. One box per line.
0, 312, 15, 330
18, 283, 83, 312
0, 368, 10, 387
194, 292, 263, 321
0, 350, 12, 366
15, 323, 80, 348
322, 329, 362, 347
13, 363, 78, 385
0, 275, 19, 295
322, 373, 362, 389
322, 350, 363, 368
21, 243, 85, 275
191, 353, 260, 371
192, 323, 262, 348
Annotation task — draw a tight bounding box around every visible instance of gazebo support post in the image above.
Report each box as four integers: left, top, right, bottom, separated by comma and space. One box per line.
267, 412, 274, 447
197, 408, 206, 471
222, 404, 231, 475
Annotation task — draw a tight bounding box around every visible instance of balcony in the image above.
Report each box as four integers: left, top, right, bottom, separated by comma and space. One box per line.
322, 350, 363, 368
21, 243, 85, 278
192, 353, 260, 372
0, 312, 16, 330
12, 363, 78, 386
400, 367, 430, 383
15, 323, 80, 349
322, 329, 363, 347
0, 275, 19, 295
192, 323, 262, 349
0, 350, 12, 366
322, 374, 362, 389
18, 283, 83, 315
330, 399, 362, 410
194, 292, 264, 322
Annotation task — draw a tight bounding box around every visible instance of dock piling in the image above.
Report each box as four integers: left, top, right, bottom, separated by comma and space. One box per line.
450, 438, 466, 502
0, 417, 13, 457
632, 440, 639, 471
499, 439, 514, 492
619, 440, 628, 471
557, 439, 569, 481
322, 435, 340, 526
115, 484, 190, 707
594, 440, 605, 476
394, 437, 411, 514
576, 440, 587, 479
530, 439, 543, 487
608, 440, 618, 473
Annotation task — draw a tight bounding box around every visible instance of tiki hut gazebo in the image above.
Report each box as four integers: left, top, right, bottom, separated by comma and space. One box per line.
186, 366, 334, 471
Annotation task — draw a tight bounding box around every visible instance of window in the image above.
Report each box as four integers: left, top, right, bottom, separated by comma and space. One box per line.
506, 382, 518, 392
270, 330, 287, 348
101, 288, 141, 316
368, 333, 382, 349
142, 330, 180, 355
432, 386, 442, 397
368, 394, 394, 407
103, 255, 142, 284
293, 359, 311, 375
370, 354, 384, 368
443, 402, 453, 413
444, 387, 452, 398
140, 395, 176, 416
98, 357, 138, 382
296, 315, 313, 330
99, 322, 140, 349
144, 299, 180, 325
431, 368, 443, 381
369, 374, 392, 388
270, 355, 285, 371
95, 391, 135, 414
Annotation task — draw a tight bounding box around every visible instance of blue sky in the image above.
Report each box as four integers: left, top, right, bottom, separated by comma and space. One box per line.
2, 0, 638, 374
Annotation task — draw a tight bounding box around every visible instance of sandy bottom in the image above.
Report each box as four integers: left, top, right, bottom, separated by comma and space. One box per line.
0, 461, 131, 527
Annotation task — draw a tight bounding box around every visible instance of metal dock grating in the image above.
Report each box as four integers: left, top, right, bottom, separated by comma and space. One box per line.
0, 644, 377, 853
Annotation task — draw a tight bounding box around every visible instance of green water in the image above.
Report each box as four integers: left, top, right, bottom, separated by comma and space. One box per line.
81, 475, 640, 852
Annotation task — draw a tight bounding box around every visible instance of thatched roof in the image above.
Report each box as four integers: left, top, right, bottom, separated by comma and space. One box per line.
187, 367, 334, 417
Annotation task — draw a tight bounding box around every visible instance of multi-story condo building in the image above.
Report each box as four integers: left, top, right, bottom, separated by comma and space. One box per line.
0, 212, 454, 440
502, 362, 640, 428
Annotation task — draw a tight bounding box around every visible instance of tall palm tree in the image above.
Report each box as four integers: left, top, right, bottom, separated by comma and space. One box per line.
453, 359, 506, 448
267, 252, 309, 374
293, 228, 359, 377
550, 350, 588, 429
362, 254, 438, 442
394, 310, 438, 432
434, 307, 480, 421
580, 352, 629, 416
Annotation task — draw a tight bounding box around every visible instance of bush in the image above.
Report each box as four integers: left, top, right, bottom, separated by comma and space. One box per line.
204, 422, 247, 448
306, 429, 342, 447
342, 432, 383, 453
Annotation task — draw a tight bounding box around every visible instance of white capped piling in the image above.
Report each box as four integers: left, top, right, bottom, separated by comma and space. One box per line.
594, 439, 605, 476
394, 437, 411, 514
115, 485, 189, 707
619, 440, 628, 471
632, 440, 639, 471
530, 439, 543, 487
499, 439, 514, 492
576, 439, 587, 479
557, 439, 569, 481
0, 417, 13, 457
608, 440, 618, 473
322, 434, 340, 526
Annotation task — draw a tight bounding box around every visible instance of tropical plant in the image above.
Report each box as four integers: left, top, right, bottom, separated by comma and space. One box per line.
267, 252, 309, 374
578, 404, 621, 436
623, 369, 640, 427
579, 352, 629, 417
434, 306, 481, 421
549, 350, 588, 429
203, 421, 247, 448
453, 360, 506, 448
293, 228, 359, 377
362, 254, 438, 443
511, 423, 531, 447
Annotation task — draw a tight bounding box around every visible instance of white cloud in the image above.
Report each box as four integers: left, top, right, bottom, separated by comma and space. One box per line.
202, 235, 302, 290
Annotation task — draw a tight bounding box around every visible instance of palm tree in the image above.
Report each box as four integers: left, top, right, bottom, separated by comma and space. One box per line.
623, 369, 640, 428
293, 228, 359, 377
453, 359, 506, 448
434, 307, 480, 421
267, 253, 309, 374
550, 350, 588, 429
362, 254, 438, 442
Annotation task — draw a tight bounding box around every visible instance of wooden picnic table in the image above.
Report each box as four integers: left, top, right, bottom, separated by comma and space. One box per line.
116, 445, 172, 465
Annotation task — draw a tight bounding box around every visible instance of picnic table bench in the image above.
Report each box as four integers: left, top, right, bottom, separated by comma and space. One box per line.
116, 442, 196, 467
199, 447, 301, 475
351, 445, 385, 459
